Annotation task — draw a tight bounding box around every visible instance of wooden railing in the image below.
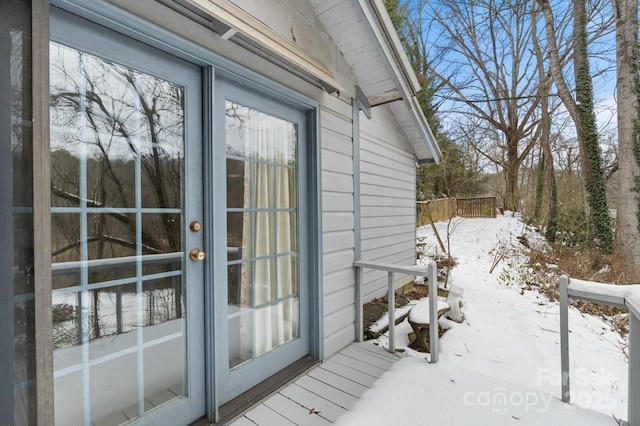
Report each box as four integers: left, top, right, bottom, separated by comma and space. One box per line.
417, 197, 497, 225
559, 276, 638, 424
354, 260, 440, 363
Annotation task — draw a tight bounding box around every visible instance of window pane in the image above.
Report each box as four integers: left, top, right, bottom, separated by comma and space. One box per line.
89, 353, 138, 424
225, 100, 300, 367
54, 370, 83, 426
228, 312, 253, 368
226, 158, 247, 209
227, 211, 252, 260
52, 291, 80, 350
50, 40, 188, 423
228, 262, 252, 308
1, 2, 36, 423
144, 338, 184, 411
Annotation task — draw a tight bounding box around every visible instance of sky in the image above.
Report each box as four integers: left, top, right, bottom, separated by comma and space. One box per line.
411, 0, 621, 151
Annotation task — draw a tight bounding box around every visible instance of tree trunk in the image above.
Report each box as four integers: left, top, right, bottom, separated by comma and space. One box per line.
531, 5, 558, 241
503, 134, 520, 212
613, 0, 640, 275
542, 130, 559, 242
573, 0, 614, 251
538, 68, 558, 242
537, 0, 613, 251
535, 148, 545, 222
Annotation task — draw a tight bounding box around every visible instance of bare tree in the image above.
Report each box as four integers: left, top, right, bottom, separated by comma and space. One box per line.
612, 0, 640, 273
427, 0, 540, 212
531, 5, 559, 240
537, 0, 614, 251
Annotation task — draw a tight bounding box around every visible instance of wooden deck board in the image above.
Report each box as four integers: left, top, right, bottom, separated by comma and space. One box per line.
227, 416, 255, 426
227, 342, 401, 426
349, 342, 400, 361
318, 359, 378, 387
279, 383, 347, 422
328, 353, 386, 378
262, 394, 330, 426
243, 404, 297, 426
339, 347, 396, 370
294, 375, 358, 409
307, 367, 368, 398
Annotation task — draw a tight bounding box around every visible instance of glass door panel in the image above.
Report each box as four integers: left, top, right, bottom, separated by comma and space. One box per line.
226, 102, 300, 368
217, 77, 309, 403
50, 10, 204, 425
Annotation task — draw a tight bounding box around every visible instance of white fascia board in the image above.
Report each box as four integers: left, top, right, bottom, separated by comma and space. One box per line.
353, 0, 415, 103
184, 0, 345, 93
369, 0, 421, 93
408, 95, 442, 163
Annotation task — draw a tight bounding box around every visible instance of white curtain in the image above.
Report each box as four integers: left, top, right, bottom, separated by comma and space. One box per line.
245, 112, 297, 357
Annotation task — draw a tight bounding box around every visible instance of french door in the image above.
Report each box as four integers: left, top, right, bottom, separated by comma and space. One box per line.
49, 9, 205, 425
215, 76, 310, 404
48, 7, 315, 423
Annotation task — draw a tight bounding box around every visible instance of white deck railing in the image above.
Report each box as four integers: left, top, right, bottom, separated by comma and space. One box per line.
354, 260, 440, 363
559, 275, 639, 425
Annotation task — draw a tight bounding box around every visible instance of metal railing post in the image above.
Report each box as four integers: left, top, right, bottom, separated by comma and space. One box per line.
559, 275, 570, 403
355, 265, 364, 342
354, 260, 431, 355
629, 311, 640, 425
428, 261, 438, 363
388, 271, 395, 353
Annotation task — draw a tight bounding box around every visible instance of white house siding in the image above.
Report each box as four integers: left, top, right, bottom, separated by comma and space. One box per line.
360, 106, 417, 302
319, 95, 357, 358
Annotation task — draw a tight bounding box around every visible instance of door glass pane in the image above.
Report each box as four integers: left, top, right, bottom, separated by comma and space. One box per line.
225, 102, 300, 369
2, 2, 37, 422
50, 41, 187, 425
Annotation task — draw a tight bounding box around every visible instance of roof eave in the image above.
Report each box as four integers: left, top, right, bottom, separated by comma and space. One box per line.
357, 0, 441, 163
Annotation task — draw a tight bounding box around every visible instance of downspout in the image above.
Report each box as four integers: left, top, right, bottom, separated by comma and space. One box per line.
353, 86, 370, 342
353, 99, 363, 342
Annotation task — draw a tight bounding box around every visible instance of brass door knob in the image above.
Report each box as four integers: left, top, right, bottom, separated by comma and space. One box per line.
189, 248, 206, 262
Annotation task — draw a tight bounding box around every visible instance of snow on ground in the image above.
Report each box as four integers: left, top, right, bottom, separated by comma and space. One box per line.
338, 214, 628, 425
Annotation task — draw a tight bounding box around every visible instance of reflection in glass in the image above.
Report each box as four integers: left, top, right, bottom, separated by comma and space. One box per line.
228, 262, 252, 308
142, 278, 184, 342
89, 353, 138, 425
50, 41, 187, 424
226, 101, 300, 368
4, 7, 37, 422
228, 313, 253, 368
144, 338, 184, 412
54, 370, 83, 426
227, 211, 251, 260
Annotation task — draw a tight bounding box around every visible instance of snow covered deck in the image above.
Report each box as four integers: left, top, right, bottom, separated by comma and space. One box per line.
338, 356, 619, 425
227, 341, 618, 426
228, 342, 400, 425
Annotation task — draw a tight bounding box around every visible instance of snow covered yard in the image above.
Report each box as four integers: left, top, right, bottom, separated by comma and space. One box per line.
339, 214, 628, 425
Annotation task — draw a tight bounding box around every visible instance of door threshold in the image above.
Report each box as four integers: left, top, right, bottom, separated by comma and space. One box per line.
212, 355, 318, 425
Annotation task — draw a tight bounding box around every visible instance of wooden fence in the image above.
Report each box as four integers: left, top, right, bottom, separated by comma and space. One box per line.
417, 197, 497, 226
456, 197, 497, 219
